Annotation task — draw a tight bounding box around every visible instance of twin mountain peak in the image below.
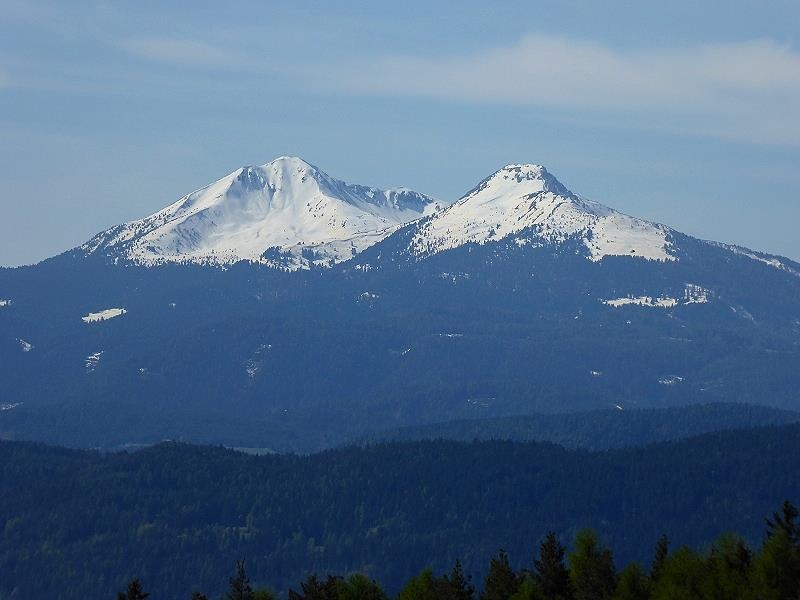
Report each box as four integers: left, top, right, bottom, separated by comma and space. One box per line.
78, 156, 706, 269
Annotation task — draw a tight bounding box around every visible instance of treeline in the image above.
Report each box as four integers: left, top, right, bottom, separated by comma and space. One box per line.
118, 501, 800, 600
2, 429, 800, 599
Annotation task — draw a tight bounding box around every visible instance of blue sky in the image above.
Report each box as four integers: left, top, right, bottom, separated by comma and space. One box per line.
1, 0, 799, 265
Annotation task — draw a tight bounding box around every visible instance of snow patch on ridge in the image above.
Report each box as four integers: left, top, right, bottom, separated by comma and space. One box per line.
683, 284, 711, 304
603, 284, 712, 309
708, 241, 800, 277
82, 308, 127, 323
604, 296, 679, 308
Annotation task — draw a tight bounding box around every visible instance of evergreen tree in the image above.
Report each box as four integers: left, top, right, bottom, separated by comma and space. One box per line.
226, 560, 255, 600
534, 532, 573, 600
568, 529, 616, 600
751, 525, 800, 600
611, 564, 649, 600
438, 559, 475, 600
767, 500, 800, 546
289, 574, 340, 600
337, 573, 389, 600
649, 535, 668, 582
254, 588, 277, 600
701, 534, 752, 600
507, 576, 539, 600
397, 569, 438, 600
481, 549, 520, 600
648, 546, 705, 600
117, 578, 149, 600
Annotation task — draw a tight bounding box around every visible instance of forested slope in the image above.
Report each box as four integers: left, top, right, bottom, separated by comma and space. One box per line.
1, 425, 799, 598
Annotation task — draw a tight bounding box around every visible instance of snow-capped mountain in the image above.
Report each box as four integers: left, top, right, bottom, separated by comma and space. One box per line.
79, 159, 792, 277
404, 164, 676, 262
82, 156, 443, 269
4, 157, 800, 452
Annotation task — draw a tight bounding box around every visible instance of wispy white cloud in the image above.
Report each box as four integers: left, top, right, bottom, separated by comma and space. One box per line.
318, 34, 800, 145
119, 36, 244, 69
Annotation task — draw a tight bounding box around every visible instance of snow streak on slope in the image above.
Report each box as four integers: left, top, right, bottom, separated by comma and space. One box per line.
602, 284, 712, 309
706, 242, 800, 278
409, 164, 676, 262
82, 157, 442, 269
82, 308, 127, 323
85, 351, 103, 373
684, 284, 711, 304
603, 296, 678, 308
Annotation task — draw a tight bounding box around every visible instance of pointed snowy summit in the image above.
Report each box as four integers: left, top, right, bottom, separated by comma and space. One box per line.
82, 156, 444, 268
407, 163, 677, 262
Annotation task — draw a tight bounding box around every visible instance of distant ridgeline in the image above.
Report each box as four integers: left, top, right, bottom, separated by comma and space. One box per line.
1, 424, 799, 599
363, 403, 800, 450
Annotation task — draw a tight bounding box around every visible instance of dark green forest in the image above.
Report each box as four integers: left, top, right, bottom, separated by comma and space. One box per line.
116, 502, 800, 600
2, 424, 799, 599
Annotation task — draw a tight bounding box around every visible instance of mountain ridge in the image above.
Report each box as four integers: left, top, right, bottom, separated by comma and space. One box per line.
81, 156, 444, 269
402, 162, 676, 262
56, 157, 800, 276
2, 158, 800, 452
361, 402, 800, 450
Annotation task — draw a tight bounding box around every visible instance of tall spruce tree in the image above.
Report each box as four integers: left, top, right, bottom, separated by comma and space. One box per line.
767, 500, 799, 546
288, 574, 341, 600
436, 560, 475, 600
649, 535, 669, 582
752, 501, 800, 600
117, 578, 149, 600
568, 529, 616, 600
611, 563, 649, 600
397, 569, 438, 600
481, 549, 520, 600
534, 532, 573, 600
254, 588, 277, 600
337, 573, 388, 600
507, 577, 539, 600
702, 534, 753, 599
226, 560, 256, 600
648, 546, 705, 599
